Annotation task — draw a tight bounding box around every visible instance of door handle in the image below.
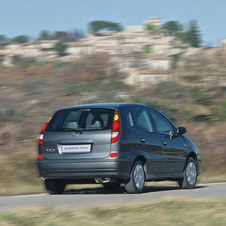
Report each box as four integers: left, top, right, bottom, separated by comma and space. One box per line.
163, 141, 167, 146
141, 138, 145, 143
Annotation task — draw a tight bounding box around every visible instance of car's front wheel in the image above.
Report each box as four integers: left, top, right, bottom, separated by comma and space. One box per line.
178, 157, 197, 189
125, 160, 145, 193
44, 179, 65, 194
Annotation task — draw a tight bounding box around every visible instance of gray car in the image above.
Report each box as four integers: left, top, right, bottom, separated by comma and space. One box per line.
37, 103, 201, 194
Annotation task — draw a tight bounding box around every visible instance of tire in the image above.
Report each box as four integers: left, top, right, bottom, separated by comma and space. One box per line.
44, 179, 65, 194
178, 158, 197, 189
103, 182, 120, 191
125, 160, 145, 193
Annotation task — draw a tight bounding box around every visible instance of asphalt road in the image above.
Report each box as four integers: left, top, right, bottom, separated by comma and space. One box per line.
1, 183, 226, 212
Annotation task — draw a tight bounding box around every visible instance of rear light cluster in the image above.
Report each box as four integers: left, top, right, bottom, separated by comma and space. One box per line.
38, 154, 44, 160
38, 123, 47, 145
38, 114, 54, 145
110, 109, 121, 158
111, 109, 121, 143
37, 115, 54, 160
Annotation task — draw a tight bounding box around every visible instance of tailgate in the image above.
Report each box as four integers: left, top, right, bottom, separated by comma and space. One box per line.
41, 107, 114, 160
43, 130, 112, 159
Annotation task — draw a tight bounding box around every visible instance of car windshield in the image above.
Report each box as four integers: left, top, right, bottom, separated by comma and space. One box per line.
47, 108, 114, 131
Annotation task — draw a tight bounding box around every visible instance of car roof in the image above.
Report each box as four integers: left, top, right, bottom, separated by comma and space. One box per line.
59, 103, 148, 111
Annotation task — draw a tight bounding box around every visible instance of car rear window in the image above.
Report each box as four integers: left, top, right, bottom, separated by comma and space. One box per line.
47, 108, 114, 131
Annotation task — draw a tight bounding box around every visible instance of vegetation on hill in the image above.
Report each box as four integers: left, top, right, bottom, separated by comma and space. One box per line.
11, 35, 29, 44
0, 18, 203, 47
53, 41, 68, 56
88, 20, 123, 33
162, 21, 183, 34
38, 30, 84, 42
162, 20, 202, 47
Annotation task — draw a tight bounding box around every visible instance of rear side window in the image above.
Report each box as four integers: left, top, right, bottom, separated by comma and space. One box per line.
127, 111, 134, 127
131, 108, 154, 132
47, 108, 114, 131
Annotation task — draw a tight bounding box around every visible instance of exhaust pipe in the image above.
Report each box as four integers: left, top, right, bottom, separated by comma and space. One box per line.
95, 177, 110, 184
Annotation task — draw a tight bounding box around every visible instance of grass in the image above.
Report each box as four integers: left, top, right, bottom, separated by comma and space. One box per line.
0, 199, 226, 225
198, 171, 226, 184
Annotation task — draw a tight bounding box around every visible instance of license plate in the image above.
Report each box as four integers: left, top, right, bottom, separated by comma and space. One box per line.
58, 144, 91, 154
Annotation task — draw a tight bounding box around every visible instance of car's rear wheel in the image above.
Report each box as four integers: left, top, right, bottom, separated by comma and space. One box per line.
178, 157, 197, 189
125, 160, 145, 193
44, 179, 65, 194
103, 182, 120, 191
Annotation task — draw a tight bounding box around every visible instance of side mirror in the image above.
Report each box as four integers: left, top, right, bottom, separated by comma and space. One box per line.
177, 127, 187, 135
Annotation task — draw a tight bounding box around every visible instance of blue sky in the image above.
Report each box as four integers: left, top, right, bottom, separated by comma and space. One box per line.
0, 0, 226, 46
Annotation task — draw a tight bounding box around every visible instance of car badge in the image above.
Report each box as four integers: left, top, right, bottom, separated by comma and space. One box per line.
72, 132, 79, 137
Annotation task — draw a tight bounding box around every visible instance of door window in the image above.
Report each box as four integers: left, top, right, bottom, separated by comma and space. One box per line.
148, 109, 175, 136
131, 108, 154, 132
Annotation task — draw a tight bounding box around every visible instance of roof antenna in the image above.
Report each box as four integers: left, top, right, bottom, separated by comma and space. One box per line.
118, 95, 124, 103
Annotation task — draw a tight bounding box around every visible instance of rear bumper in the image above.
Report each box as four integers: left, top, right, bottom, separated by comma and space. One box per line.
37, 159, 131, 180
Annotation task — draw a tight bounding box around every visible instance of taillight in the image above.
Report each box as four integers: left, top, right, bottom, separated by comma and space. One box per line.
38, 114, 54, 145
38, 123, 48, 145
111, 109, 121, 143
110, 152, 119, 158
37, 154, 44, 160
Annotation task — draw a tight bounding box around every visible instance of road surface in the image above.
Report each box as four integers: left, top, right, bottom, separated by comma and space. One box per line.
0, 183, 226, 212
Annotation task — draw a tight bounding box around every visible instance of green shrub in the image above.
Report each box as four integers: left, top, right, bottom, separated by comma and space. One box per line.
143, 44, 152, 54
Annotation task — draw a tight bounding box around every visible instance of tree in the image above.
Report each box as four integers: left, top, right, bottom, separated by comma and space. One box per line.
12, 35, 29, 44
53, 31, 69, 41
175, 31, 191, 45
188, 20, 202, 47
39, 30, 51, 40
171, 20, 202, 47
162, 21, 183, 34
89, 21, 123, 33
53, 41, 68, 56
